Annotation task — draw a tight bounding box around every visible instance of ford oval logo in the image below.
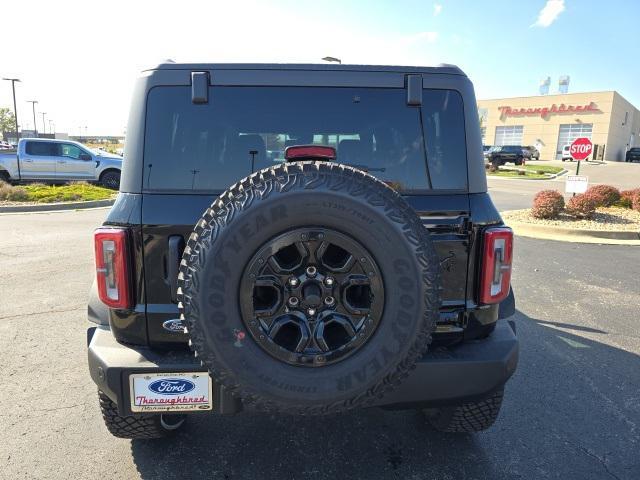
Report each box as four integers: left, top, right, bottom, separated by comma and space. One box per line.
148, 378, 195, 395
162, 319, 185, 333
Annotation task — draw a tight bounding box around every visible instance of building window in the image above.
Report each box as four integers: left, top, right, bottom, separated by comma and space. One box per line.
480, 127, 486, 144
555, 123, 593, 160
495, 125, 523, 145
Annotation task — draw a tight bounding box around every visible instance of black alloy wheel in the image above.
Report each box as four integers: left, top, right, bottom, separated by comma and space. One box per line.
240, 228, 384, 367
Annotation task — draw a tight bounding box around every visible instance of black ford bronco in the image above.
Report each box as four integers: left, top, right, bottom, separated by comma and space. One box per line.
87, 63, 518, 439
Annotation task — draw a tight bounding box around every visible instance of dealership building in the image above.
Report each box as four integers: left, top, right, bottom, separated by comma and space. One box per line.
477, 91, 640, 161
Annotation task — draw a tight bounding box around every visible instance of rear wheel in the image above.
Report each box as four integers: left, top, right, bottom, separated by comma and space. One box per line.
424, 389, 504, 433
98, 391, 186, 439
0, 170, 10, 183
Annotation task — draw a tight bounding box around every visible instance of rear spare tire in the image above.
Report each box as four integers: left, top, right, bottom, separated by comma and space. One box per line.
178, 162, 441, 414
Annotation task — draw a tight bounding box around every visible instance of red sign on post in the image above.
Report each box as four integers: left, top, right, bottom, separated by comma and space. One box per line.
570, 137, 593, 161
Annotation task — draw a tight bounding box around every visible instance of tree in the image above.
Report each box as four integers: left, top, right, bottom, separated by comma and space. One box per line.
0, 107, 17, 136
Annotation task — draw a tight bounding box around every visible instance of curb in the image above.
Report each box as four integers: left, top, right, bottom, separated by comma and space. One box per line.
0, 198, 115, 213
506, 219, 640, 245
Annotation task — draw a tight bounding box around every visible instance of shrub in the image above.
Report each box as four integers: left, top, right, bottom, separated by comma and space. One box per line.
585, 185, 620, 207
518, 170, 526, 175
0, 181, 12, 200
6, 186, 29, 201
488, 163, 499, 173
531, 190, 565, 219
566, 194, 597, 219
633, 193, 640, 212
619, 189, 640, 209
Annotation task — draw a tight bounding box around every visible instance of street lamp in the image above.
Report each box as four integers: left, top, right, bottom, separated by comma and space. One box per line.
49, 119, 54, 136
41, 112, 47, 134
322, 56, 342, 64
2, 77, 21, 146
26, 100, 38, 136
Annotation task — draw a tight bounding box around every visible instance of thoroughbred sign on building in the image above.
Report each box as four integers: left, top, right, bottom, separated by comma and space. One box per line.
478, 91, 640, 161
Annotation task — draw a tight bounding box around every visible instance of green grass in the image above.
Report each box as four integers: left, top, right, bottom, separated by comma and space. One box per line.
487, 164, 563, 179
487, 170, 548, 179
521, 165, 563, 174
0, 181, 115, 203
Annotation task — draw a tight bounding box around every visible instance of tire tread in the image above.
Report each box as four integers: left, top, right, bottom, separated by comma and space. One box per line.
427, 389, 504, 433
98, 391, 171, 439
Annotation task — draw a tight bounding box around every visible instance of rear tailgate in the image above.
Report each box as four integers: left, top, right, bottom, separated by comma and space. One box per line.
141, 193, 471, 346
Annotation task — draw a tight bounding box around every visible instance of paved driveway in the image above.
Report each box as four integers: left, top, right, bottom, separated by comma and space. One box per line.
1, 207, 639, 479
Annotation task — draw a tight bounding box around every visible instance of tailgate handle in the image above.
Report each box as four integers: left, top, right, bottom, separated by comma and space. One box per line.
168, 235, 185, 303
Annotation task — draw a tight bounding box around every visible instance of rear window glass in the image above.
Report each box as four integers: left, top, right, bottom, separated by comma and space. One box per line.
143, 86, 467, 192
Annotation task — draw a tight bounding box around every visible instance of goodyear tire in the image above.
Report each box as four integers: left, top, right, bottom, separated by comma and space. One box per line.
178, 162, 441, 414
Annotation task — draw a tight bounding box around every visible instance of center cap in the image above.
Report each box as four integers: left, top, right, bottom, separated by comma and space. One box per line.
302, 282, 322, 306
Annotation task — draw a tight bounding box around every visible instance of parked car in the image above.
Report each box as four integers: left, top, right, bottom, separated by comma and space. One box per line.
561, 145, 573, 162
87, 62, 518, 439
0, 140, 13, 150
625, 147, 640, 163
0, 138, 122, 188
486, 145, 527, 166
523, 146, 540, 160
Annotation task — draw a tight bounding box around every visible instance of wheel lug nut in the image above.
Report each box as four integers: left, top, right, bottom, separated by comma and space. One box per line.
306, 266, 317, 277
307, 308, 316, 316
324, 277, 334, 286
288, 297, 299, 307
288, 277, 299, 287
324, 296, 335, 306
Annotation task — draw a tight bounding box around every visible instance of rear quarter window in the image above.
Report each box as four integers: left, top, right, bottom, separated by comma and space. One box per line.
421, 90, 467, 190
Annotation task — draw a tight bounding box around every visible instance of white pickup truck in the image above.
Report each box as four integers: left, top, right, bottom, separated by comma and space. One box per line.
0, 138, 123, 189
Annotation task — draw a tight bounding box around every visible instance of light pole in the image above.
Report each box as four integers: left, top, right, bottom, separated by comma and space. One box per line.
49, 119, 54, 136
26, 100, 38, 136
321, 56, 342, 64
2, 78, 20, 146
41, 112, 47, 134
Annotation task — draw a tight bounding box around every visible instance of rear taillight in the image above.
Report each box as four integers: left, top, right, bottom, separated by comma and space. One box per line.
479, 227, 513, 304
94, 227, 132, 309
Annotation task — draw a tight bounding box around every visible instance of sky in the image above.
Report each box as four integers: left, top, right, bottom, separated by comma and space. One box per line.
2, 0, 638, 136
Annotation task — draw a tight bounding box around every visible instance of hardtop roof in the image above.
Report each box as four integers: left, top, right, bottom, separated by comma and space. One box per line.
144, 62, 466, 76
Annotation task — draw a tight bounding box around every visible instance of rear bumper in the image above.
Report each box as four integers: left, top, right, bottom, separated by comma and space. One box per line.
87, 319, 518, 416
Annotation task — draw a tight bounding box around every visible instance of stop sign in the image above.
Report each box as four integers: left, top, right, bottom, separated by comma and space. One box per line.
570, 137, 593, 161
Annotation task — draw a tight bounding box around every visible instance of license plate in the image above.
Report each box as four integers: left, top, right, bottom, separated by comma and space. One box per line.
129, 372, 213, 413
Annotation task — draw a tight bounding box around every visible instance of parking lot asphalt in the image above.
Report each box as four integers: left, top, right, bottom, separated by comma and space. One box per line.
1, 204, 639, 480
